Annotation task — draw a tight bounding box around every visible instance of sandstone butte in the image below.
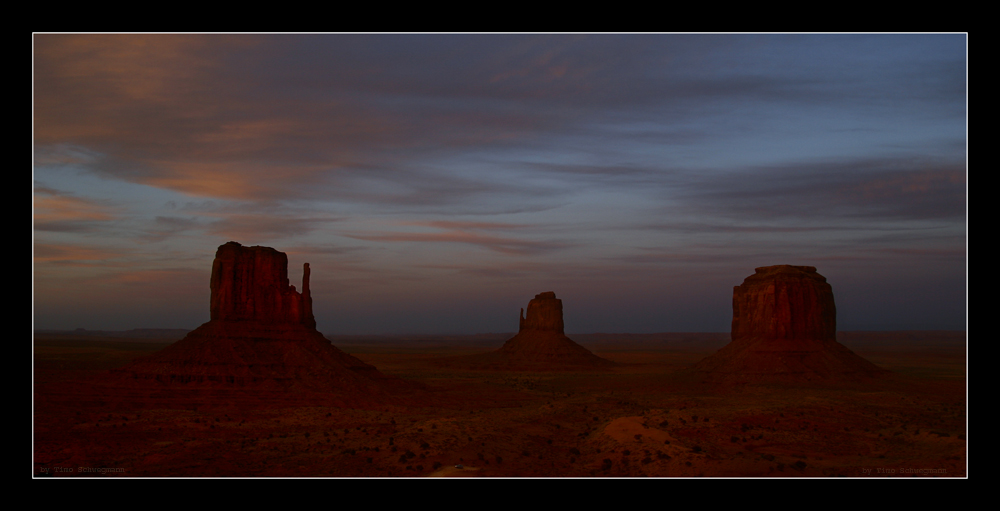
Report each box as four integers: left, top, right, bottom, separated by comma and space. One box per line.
114, 242, 401, 398
492, 292, 613, 369
693, 265, 887, 384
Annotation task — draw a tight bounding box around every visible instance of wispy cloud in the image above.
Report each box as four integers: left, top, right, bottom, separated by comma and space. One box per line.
205, 213, 337, 241
343, 221, 572, 255
33, 243, 127, 266
33, 188, 115, 232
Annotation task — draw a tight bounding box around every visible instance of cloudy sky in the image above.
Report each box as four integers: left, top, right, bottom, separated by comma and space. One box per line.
33, 34, 966, 334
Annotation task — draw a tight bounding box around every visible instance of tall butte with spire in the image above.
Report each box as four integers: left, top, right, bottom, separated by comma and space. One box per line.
492, 292, 612, 369
116, 242, 399, 398
693, 265, 887, 384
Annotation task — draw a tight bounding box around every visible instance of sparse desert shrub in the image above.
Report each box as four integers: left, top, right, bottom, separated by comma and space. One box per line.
623, 450, 630, 456
398, 455, 408, 463
731, 436, 740, 443
692, 445, 702, 453
641, 457, 652, 465
692, 416, 698, 422
793, 461, 807, 471
421, 442, 430, 449
659, 420, 669, 428
634, 434, 643, 441
763, 454, 775, 461
522, 450, 530, 457
570, 448, 581, 456
601, 459, 613, 471
495, 456, 503, 464
433, 462, 442, 470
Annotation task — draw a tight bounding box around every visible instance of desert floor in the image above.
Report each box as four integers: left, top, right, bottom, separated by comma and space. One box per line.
33, 331, 966, 478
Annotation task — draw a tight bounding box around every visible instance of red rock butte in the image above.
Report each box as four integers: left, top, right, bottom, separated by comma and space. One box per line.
210, 242, 316, 329
494, 292, 613, 369
113, 242, 402, 399
694, 265, 887, 383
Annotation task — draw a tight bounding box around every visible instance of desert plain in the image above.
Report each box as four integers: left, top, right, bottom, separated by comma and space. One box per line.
33, 328, 965, 478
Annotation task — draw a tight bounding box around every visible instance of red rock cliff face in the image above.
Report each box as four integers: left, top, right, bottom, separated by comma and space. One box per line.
209, 241, 315, 327
519, 291, 564, 333
731, 265, 836, 343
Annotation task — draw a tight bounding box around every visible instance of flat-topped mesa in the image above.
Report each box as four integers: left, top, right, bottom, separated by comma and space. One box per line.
518, 291, 564, 334
210, 241, 316, 328
692, 264, 886, 384
731, 265, 835, 343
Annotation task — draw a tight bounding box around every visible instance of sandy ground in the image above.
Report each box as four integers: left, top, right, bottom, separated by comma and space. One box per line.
33, 332, 966, 478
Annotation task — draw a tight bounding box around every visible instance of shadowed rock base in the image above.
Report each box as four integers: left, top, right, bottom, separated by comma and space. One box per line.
113, 321, 392, 393
692, 336, 887, 384
491, 329, 614, 370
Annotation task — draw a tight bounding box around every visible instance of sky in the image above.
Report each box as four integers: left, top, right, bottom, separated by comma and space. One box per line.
33, 34, 967, 335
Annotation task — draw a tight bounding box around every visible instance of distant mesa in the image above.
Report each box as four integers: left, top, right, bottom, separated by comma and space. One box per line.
693, 265, 887, 383
114, 242, 403, 398
442, 292, 613, 370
